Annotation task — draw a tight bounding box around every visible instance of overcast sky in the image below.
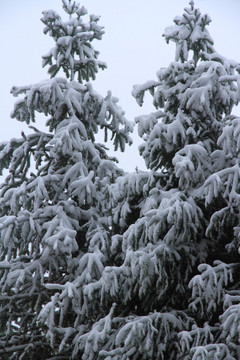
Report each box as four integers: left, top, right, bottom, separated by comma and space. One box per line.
1, 0, 240, 172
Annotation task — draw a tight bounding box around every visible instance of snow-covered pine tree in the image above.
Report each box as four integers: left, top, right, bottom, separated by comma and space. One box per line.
36, 1, 240, 359
0, 1, 132, 359
108, 2, 240, 359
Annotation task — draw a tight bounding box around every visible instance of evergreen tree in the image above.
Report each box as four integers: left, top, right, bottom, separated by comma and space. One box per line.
100, 1, 240, 358
0, 1, 132, 359
31, 1, 240, 359
2, 1, 240, 359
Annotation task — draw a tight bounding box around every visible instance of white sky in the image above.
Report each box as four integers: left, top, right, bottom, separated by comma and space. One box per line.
1, 0, 240, 172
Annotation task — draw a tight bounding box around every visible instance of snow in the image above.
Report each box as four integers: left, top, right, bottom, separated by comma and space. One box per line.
1, 1, 240, 358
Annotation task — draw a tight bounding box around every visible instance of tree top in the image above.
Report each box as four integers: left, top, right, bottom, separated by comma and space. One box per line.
41, 0, 107, 82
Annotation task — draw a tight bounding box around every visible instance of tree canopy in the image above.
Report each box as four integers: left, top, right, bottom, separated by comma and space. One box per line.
1, 1, 240, 359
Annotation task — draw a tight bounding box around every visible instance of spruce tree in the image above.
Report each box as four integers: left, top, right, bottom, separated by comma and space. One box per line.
0, 1, 132, 359
37, 1, 240, 359
2, 1, 240, 359
106, 1, 240, 358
